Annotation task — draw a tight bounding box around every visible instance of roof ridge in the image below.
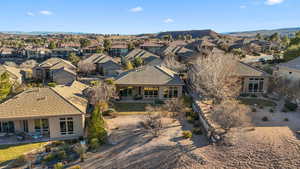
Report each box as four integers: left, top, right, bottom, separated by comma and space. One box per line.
239, 61, 270, 76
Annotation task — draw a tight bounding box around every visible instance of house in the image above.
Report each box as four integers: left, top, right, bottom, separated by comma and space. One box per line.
51, 48, 79, 59
0, 48, 15, 57
109, 44, 129, 57
275, 56, 300, 82
33, 58, 77, 85
0, 87, 86, 140
83, 54, 122, 77
0, 65, 23, 85
25, 48, 51, 59
140, 42, 163, 54
114, 65, 184, 101
159, 45, 195, 62
124, 49, 162, 66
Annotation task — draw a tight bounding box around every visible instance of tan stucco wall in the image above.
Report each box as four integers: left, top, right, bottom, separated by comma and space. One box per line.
277, 66, 300, 82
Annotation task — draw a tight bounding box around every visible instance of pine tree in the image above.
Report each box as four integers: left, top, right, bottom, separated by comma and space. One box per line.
87, 105, 107, 144
0, 72, 12, 101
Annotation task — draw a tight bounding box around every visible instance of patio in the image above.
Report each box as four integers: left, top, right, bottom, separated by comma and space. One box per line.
0, 133, 50, 145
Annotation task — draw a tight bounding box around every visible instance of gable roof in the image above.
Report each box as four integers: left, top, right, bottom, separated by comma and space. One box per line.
37, 57, 77, 74
0, 65, 22, 80
124, 49, 162, 65
114, 65, 184, 86
235, 62, 270, 77
0, 87, 84, 119
83, 54, 117, 64
160, 45, 194, 57
279, 56, 300, 70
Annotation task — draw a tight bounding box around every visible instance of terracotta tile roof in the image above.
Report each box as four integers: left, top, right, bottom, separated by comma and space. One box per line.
0, 87, 85, 119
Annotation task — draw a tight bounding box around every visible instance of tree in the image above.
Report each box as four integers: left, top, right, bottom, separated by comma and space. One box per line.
95, 46, 104, 53
74, 144, 87, 162
162, 34, 173, 41
125, 61, 134, 70
0, 72, 12, 101
212, 99, 251, 131
143, 105, 164, 137
231, 48, 245, 59
281, 35, 290, 47
68, 52, 80, 65
161, 54, 185, 72
103, 39, 112, 51
48, 41, 57, 49
269, 33, 280, 43
133, 56, 143, 67
283, 44, 300, 61
85, 81, 116, 105
256, 33, 262, 40
79, 38, 91, 48
188, 50, 241, 102
77, 60, 96, 75
87, 104, 107, 143
127, 42, 135, 50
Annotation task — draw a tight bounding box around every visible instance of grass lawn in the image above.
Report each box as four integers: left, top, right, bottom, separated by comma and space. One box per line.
0, 142, 47, 163
114, 103, 150, 112
239, 98, 277, 107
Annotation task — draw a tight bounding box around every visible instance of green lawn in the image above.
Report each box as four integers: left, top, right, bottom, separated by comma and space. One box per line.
114, 103, 149, 112
239, 98, 277, 107
0, 142, 47, 163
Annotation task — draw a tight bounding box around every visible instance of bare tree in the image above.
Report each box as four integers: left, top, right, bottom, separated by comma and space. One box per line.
212, 99, 251, 131
161, 54, 186, 72
162, 98, 187, 118
84, 81, 116, 105
188, 50, 241, 102
142, 105, 164, 137
78, 60, 96, 75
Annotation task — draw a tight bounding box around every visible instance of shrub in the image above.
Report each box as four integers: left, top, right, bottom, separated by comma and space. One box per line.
182, 131, 192, 139
102, 108, 116, 116
284, 118, 289, 121
187, 116, 194, 124
104, 78, 114, 85
11, 155, 27, 167
250, 94, 257, 98
47, 82, 56, 87
282, 108, 288, 113
262, 116, 269, 121
54, 162, 64, 169
56, 150, 67, 160
192, 128, 203, 135
259, 105, 264, 109
69, 165, 82, 169
154, 99, 164, 105
269, 109, 274, 113
89, 138, 100, 150
181, 95, 193, 107
284, 100, 298, 111
252, 108, 257, 112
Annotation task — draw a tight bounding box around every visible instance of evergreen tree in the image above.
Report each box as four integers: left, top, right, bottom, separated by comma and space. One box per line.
48, 41, 57, 49
103, 39, 112, 52
0, 72, 12, 101
87, 105, 107, 143
125, 61, 134, 70
68, 52, 81, 65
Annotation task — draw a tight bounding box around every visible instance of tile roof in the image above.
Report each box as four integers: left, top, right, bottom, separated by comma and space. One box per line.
279, 56, 300, 70
114, 65, 184, 86
124, 49, 162, 65
38, 57, 77, 74
235, 62, 270, 77
83, 54, 115, 64
0, 88, 85, 119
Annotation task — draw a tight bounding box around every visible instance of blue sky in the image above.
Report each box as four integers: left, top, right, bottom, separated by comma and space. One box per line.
0, 0, 299, 34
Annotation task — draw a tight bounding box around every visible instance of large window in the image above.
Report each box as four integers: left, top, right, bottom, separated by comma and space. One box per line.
34, 119, 49, 135
248, 78, 264, 93
0, 121, 14, 133
164, 87, 178, 98
119, 87, 132, 97
144, 87, 159, 98
60, 117, 74, 135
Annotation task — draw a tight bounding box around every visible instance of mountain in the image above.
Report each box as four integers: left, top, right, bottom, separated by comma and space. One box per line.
0, 31, 90, 35
226, 27, 300, 37
156, 29, 219, 39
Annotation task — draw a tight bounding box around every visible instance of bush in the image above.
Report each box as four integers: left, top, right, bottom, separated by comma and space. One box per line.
250, 94, 257, 98
284, 100, 298, 111
186, 116, 194, 124
269, 108, 274, 113
54, 162, 64, 169
262, 116, 269, 121
181, 95, 193, 107
154, 99, 164, 105
102, 108, 116, 116
192, 128, 203, 135
252, 108, 257, 112
47, 82, 56, 87
43, 153, 56, 163
69, 165, 82, 169
11, 155, 27, 167
56, 150, 67, 160
104, 78, 114, 85
284, 118, 289, 121
182, 131, 192, 139
89, 138, 100, 150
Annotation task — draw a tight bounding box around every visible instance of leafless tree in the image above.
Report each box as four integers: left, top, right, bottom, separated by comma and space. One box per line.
161, 54, 186, 72
78, 60, 96, 75
142, 105, 164, 137
84, 81, 116, 105
188, 50, 241, 102
212, 99, 251, 131
162, 98, 187, 118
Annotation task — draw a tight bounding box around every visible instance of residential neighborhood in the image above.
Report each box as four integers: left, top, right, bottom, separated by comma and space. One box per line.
1, 1, 300, 169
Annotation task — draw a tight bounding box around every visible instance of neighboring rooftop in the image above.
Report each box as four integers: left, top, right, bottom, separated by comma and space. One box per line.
279, 56, 300, 70
124, 49, 162, 66
83, 53, 117, 64
0, 87, 85, 119
236, 61, 270, 77
115, 65, 184, 85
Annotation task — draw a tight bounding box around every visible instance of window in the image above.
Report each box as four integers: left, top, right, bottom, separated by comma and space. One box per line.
60, 117, 74, 135
1, 121, 14, 133
164, 87, 178, 98
34, 119, 49, 135
289, 72, 292, 74
119, 87, 132, 97
248, 78, 264, 93
144, 87, 159, 98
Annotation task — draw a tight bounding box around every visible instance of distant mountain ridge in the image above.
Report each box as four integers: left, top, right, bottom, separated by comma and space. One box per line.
226, 27, 300, 37
156, 29, 219, 39
0, 31, 90, 35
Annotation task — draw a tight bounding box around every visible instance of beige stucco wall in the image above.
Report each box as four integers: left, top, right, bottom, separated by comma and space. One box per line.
52, 70, 76, 85
277, 66, 300, 82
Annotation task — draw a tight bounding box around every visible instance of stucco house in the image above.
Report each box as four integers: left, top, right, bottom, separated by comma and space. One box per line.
124, 49, 162, 66
33, 58, 77, 85
109, 44, 129, 57
140, 42, 163, 54
114, 65, 184, 101
0, 65, 23, 85
275, 56, 300, 82
0, 87, 87, 141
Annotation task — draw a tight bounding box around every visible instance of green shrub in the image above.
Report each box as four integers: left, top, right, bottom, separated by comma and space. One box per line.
11, 155, 27, 167
43, 153, 56, 162
89, 138, 100, 150
56, 150, 67, 160
104, 78, 114, 85
269, 109, 274, 113
181, 95, 193, 107
284, 100, 298, 111
284, 118, 289, 121
192, 128, 203, 135
69, 165, 82, 169
252, 108, 257, 112
54, 162, 64, 169
102, 108, 116, 116
47, 82, 56, 87
154, 99, 164, 105
182, 131, 193, 139
262, 116, 268, 121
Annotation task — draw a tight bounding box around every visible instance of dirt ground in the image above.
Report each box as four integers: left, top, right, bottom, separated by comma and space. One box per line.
74, 115, 300, 169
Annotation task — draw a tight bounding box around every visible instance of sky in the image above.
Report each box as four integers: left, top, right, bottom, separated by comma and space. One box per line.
0, 0, 299, 34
